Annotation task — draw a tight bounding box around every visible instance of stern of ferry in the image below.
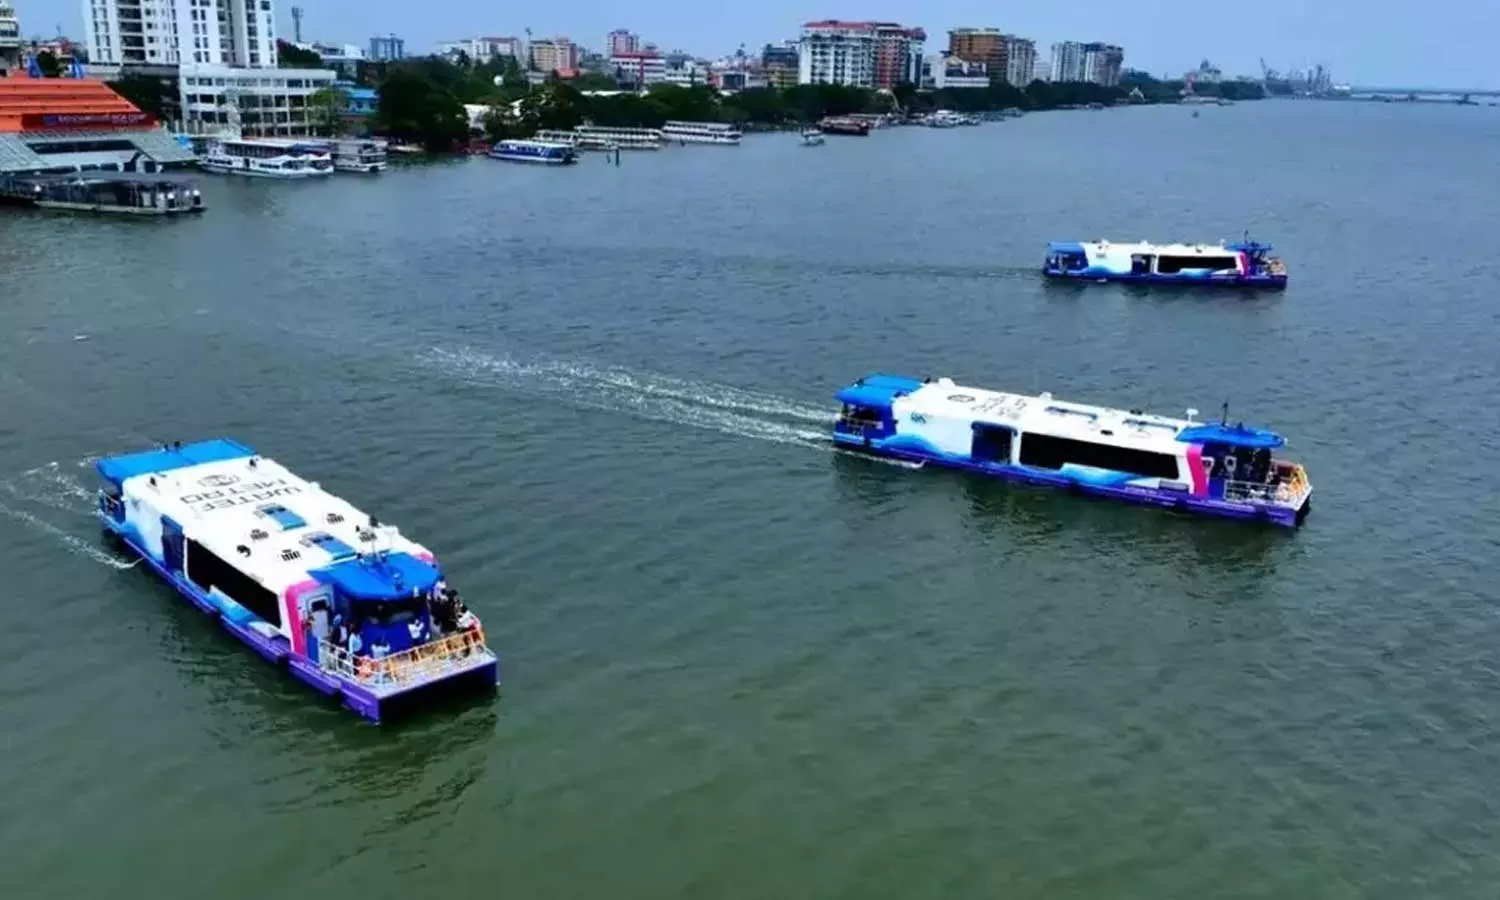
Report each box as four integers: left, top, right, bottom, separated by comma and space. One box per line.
314, 626, 499, 723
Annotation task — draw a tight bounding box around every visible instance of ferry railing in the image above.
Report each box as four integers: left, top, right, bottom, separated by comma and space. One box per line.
317, 627, 490, 689
1223, 464, 1310, 507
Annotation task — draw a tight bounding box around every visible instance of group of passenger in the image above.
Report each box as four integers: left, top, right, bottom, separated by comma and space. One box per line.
431, 578, 477, 637
326, 614, 392, 660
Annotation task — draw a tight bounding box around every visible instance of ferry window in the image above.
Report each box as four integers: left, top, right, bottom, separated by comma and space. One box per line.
1156, 255, 1237, 274
1018, 433, 1180, 480
185, 539, 282, 627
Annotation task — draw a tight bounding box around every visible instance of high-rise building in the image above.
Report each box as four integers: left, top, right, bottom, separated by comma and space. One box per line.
798, 20, 921, 89
947, 28, 1036, 87
606, 29, 638, 57
84, 0, 278, 68
1051, 41, 1123, 85
529, 37, 577, 74
368, 34, 404, 61
761, 41, 798, 89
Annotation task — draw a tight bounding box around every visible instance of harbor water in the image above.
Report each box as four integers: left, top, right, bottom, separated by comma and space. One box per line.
3, 100, 1499, 899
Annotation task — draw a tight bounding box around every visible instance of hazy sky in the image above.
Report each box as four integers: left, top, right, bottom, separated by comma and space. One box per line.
18, 0, 1499, 89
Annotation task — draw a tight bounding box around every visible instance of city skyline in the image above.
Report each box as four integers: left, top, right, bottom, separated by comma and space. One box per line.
12, 0, 1500, 89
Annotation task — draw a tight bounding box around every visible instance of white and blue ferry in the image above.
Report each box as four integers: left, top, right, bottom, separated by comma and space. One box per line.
95, 440, 499, 722
1043, 239, 1288, 288
833, 375, 1312, 527
489, 139, 578, 165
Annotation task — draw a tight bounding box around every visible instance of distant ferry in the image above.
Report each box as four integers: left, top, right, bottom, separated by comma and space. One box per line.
199, 138, 334, 178
661, 120, 742, 145
95, 439, 500, 721
573, 125, 662, 150
489, 139, 578, 165
819, 116, 871, 136
833, 375, 1312, 527
320, 138, 388, 173
1043, 239, 1288, 288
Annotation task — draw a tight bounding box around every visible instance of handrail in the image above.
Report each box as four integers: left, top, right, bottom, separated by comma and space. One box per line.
317, 627, 489, 687
1224, 464, 1310, 506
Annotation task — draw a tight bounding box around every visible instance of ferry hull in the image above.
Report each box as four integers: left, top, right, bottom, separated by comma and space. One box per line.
98, 509, 499, 722
199, 161, 332, 179
488, 152, 577, 165
833, 431, 1309, 528
1043, 269, 1288, 289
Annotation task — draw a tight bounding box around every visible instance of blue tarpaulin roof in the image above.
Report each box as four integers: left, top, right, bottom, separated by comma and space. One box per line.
1047, 241, 1087, 254
835, 374, 925, 410
96, 438, 255, 487
1176, 423, 1285, 449
311, 551, 440, 602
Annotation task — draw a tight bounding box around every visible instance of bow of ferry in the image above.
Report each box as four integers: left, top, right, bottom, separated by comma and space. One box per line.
94, 439, 498, 722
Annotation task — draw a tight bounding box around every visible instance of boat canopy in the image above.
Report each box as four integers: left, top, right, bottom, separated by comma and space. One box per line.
1047, 241, 1087, 254
311, 551, 441, 602
96, 438, 255, 488
1226, 241, 1274, 255
836, 374, 925, 411
1176, 423, 1285, 449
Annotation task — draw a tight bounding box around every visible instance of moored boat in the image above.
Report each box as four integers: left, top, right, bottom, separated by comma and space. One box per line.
819, 116, 871, 136
1043, 239, 1288, 288
800, 128, 825, 146
661, 120, 742, 145
319, 137, 388, 173
94, 439, 500, 721
573, 125, 661, 150
489, 139, 578, 165
199, 137, 334, 178
832, 375, 1311, 527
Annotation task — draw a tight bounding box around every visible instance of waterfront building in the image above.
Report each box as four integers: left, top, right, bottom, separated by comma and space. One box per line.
297, 41, 364, 76
606, 29, 638, 57
368, 34, 403, 61
924, 54, 989, 90
761, 41, 798, 89
529, 37, 577, 74
947, 28, 1036, 88
0, 76, 197, 174
610, 49, 665, 87
1051, 41, 1124, 86
85, 0, 277, 67
177, 64, 336, 135
660, 60, 710, 87
0, 1, 20, 75
799, 20, 922, 89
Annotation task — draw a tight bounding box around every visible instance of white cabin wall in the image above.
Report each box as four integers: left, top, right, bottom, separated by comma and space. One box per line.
894, 400, 976, 458
122, 479, 166, 560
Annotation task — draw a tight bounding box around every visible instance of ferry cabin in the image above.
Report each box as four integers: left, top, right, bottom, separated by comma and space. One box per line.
1043, 240, 1288, 287
200, 138, 335, 178
833, 375, 1312, 527
572, 125, 662, 150
95, 440, 499, 722
660, 121, 743, 145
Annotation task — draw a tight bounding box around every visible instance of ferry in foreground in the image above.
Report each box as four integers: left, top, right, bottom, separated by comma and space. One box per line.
199, 138, 334, 178
833, 375, 1311, 527
95, 439, 499, 722
1043, 239, 1288, 288
489, 139, 578, 165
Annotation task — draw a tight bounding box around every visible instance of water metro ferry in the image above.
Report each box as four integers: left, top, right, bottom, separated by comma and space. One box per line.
833, 376, 1312, 527
1043, 239, 1288, 288
95, 439, 499, 721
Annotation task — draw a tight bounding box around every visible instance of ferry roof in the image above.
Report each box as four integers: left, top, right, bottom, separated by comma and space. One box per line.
1049, 239, 1253, 256
97, 441, 436, 597
842, 376, 1287, 453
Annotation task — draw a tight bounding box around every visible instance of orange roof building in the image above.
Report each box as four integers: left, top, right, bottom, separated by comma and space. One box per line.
0, 75, 196, 173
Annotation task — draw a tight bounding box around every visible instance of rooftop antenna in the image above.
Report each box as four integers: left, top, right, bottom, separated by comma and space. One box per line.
290, 6, 303, 44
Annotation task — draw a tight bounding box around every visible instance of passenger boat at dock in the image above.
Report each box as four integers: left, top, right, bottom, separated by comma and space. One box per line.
95, 439, 499, 722
661, 120, 742, 145
319, 138, 388, 173
833, 375, 1312, 527
819, 116, 872, 136
199, 137, 334, 178
489, 139, 578, 165
573, 125, 661, 150
1043, 239, 1288, 288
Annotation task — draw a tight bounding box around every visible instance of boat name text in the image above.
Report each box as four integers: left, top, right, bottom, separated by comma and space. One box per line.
179, 478, 303, 512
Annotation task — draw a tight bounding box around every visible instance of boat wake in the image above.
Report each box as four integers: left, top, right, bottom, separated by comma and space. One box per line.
416, 346, 924, 468
0, 459, 139, 570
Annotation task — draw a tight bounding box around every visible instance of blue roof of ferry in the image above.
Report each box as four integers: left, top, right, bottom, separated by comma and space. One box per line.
836, 374, 926, 409
311, 551, 440, 602
1047, 241, 1087, 253
1176, 423, 1285, 449
96, 438, 255, 486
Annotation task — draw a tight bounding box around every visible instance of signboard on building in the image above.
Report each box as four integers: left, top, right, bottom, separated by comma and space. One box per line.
20, 111, 154, 129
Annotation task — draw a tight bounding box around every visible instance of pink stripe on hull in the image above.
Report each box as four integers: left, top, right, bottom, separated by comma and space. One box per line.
283, 579, 321, 657
1186, 444, 1208, 496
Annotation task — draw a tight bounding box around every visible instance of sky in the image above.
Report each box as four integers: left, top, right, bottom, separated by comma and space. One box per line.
17, 0, 1500, 90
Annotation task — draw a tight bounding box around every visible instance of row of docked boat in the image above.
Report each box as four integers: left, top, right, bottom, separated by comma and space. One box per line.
194, 136, 389, 178
94, 369, 1311, 721
529, 120, 746, 151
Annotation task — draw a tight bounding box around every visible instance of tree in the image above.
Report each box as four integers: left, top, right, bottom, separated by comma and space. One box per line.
376, 67, 468, 150
307, 85, 351, 136
108, 72, 177, 121
277, 39, 322, 69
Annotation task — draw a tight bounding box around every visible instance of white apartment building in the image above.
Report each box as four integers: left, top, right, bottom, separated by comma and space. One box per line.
435, 36, 523, 64
610, 50, 665, 86
797, 20, 875, 88
529, 37, 577, 73
84, 0, 277, 67
660, 61, 710, 87
606, 29, 638, 57
1050, 42, 1084, 83
177, 64, 335, 135
1050, 41, 1124, 86
1004, 37, 1037, 88
0, 1, 22, 75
